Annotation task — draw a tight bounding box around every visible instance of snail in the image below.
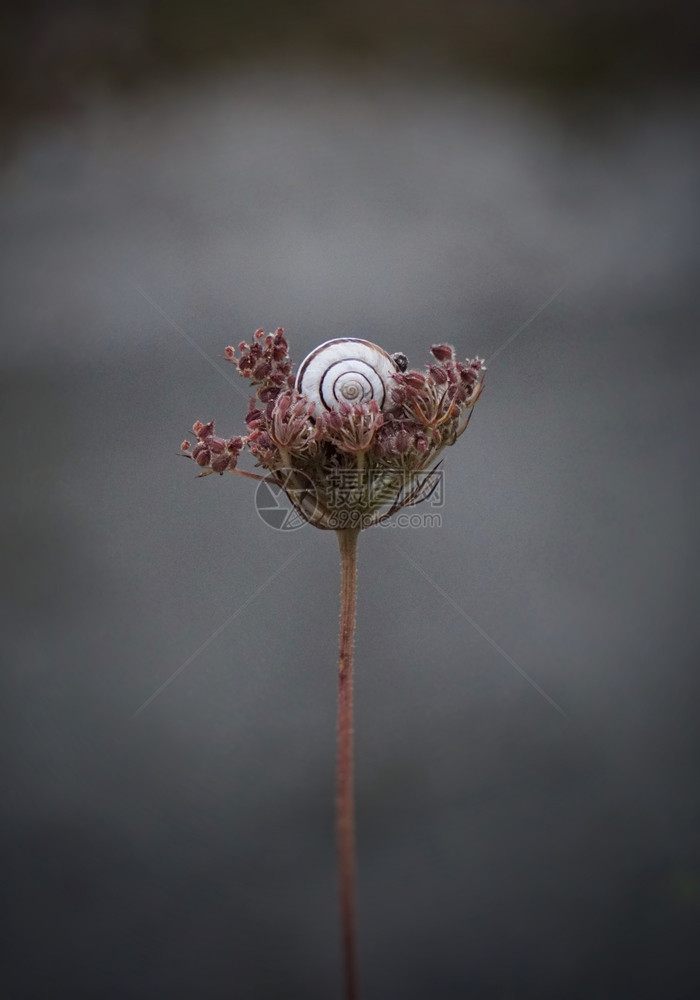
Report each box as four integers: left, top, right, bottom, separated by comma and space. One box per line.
295, 338, 407, 413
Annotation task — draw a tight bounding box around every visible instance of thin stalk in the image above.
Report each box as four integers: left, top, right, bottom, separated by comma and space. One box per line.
336, 527, 360, 1000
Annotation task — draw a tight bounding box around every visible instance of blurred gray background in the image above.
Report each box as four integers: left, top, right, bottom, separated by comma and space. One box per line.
2, 3, 699, 998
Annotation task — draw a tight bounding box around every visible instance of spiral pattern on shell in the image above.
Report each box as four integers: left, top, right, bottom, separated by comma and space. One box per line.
295, 338, 399, 413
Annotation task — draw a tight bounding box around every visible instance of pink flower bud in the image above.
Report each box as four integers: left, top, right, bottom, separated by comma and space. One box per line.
194, 420, 215, 440
427, 365, 449, 384
431, 344, 454, 362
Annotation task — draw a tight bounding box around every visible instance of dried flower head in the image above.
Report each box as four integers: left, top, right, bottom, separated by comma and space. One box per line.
181, 328, 484, 529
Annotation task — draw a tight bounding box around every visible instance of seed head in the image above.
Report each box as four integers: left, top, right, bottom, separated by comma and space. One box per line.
181, 329, 484, 527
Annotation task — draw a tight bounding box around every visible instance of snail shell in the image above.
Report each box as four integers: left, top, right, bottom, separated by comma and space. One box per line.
295, 338, 400, 413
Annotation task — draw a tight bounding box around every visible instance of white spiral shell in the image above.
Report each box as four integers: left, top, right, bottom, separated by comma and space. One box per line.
295, 338, 398, 413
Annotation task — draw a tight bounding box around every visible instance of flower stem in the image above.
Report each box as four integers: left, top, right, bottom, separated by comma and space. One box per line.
336, 527, 360, 1000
